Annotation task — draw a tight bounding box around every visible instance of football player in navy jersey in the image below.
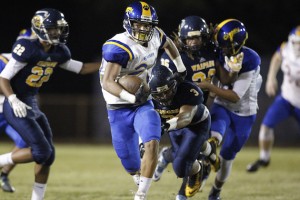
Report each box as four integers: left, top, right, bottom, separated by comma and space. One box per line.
0, 28, 36, 193
198, 19, 262, 200
0, 9, 100, 200
99, 2, 186, 199
153, 16, 226, 200
149, 64, 211, 199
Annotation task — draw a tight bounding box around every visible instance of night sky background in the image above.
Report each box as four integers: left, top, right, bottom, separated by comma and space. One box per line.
1, 0, 300, 143
1, 0, 299, 94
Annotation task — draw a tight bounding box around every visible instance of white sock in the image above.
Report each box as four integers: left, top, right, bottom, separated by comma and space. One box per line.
0, 153, 13, 167
31, 182, 47, 200
137, 176, 152, 194
132, 174, 140, 186
260, 150, 271, 161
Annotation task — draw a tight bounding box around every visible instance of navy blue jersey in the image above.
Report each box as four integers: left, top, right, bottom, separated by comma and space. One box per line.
153, 81, 206, 126
160, 45, 217, 103
11, 38, 71, 96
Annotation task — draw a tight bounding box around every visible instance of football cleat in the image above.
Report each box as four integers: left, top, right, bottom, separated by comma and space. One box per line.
185, 161, 203, 197
176, 194, 187, 200
1, 176, 15, 193
246, 159, 270, 172
208, 186, 222, 200
177, 177, 187, 199
199, 158, 211, 192
134, 191, 147, 200
152, 147, 169, 181
207, 137, 220, 172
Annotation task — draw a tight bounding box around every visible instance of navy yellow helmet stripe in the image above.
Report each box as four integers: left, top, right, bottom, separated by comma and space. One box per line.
140, 1, 152, 19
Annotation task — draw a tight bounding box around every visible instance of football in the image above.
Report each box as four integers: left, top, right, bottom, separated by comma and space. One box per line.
118, 75, 149, 94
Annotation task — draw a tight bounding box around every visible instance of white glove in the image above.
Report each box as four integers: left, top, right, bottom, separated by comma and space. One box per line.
8, 94, 32, 118
225, 52, 244, 72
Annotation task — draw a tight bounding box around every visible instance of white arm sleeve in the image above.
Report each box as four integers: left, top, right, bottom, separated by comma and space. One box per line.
0, 58, 27, 80
59, 59, 83, 74
232, 70, 255, 98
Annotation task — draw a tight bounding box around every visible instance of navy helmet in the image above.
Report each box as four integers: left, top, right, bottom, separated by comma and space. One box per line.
178, 16, 209, 51
149, 65, 177, 106
214, 19, 248, 56
31, 8, 69, 45
123, 1, 158, 43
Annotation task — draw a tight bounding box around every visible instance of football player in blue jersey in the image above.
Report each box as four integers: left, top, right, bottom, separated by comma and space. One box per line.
0, 28, 36, 193
0, 9, 100, 200
99, 1, 186, 199
149, 64, 211, 199
198, 19, 262, 200
247, 26, 300, 172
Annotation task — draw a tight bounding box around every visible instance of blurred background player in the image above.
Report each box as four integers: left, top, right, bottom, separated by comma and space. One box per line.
149, 65, 211, 199
0, 28, 35, 193
99, 1, 186, 200
247, 26, 300, 172
198, 19, 262, 200
0, 8, 100, 200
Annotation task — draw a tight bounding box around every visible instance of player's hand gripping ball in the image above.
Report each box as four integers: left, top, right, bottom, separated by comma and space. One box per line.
118, 75, 150, 104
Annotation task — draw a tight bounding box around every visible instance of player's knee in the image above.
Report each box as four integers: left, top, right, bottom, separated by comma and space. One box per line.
32, 147, 53, 165
259, 125, 274, 141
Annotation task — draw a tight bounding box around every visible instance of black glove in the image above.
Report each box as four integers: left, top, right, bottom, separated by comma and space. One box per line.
161, 123, 170, 136
135, 84, 150, 104
172, 71, 187, 83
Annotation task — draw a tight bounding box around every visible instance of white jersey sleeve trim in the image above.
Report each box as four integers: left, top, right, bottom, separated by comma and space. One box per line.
59, 59, 83, 74
0, 58, 27, 80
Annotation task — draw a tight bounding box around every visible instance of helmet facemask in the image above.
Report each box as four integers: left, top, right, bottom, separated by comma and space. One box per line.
124, 19, 155, 43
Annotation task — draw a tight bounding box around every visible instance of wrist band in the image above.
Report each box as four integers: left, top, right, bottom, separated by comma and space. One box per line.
120, 89, 136, 103
172, 56, 186, 73
166, 117, 178, 131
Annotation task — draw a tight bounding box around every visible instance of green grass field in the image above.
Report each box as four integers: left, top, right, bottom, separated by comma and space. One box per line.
0, 143, 299, 200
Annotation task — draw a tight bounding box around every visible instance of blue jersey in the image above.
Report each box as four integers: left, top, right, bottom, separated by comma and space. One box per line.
153, 81, 206, 126
160, 45, 217, 103
11, 38, 71, 97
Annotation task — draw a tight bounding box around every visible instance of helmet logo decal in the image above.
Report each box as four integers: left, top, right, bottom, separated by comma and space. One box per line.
125, 7, 133, 14
140, 2, 151, 18
223, 27, 241, 42
32, 15, 44, 29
